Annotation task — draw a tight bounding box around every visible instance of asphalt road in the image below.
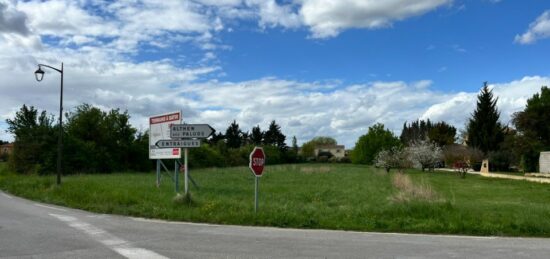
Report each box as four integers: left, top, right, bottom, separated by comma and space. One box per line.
2, 191, 550, 259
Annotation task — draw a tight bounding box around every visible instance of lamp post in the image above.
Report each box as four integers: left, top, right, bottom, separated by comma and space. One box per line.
34, 63, 63, 185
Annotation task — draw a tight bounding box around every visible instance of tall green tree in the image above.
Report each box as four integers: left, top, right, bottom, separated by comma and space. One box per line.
224, 120, 242, 148
466, 82, 504, 154
6, 105, 56, 173
250, 125, 263, 145
428, 121, 457, 147
291, 136, 298, 155
513, 86, 550, 171
65, 104, 137, 172
352, 123, 400, 164
264, 120, 287, 150
400, 119, 432, 145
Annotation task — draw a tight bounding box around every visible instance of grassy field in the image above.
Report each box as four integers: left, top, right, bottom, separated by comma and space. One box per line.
2, 162, 550, 237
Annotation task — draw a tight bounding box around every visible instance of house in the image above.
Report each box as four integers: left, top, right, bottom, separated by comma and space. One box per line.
1, 143, 13, 155
314, 144, 346, 159
1, 143, 13, 160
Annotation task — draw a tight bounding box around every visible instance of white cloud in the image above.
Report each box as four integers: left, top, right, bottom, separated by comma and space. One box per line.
299, 0, 451, 38
0, 0, 29, 35
1, 0, 548, 150
515, 10, 550, 44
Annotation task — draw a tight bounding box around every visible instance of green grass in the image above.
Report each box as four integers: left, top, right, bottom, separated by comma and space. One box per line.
2, 162, 550, 237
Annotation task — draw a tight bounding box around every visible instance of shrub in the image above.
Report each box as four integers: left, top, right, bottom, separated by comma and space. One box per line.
488, 150, 515, 172
406, 139, 443, 171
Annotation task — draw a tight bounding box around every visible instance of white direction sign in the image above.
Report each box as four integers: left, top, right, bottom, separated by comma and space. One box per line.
149, 111, 182, 159
170, 124, 214, 139
156, 139, 201, 148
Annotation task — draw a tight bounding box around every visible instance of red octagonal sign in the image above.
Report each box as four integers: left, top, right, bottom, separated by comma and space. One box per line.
249, 147, 266, 177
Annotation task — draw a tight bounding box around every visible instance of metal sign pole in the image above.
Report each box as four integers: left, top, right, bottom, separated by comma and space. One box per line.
156, 159, 160, 187
184, 148, 189, 194
175, 160, 179, 193
255, 176, 259, 213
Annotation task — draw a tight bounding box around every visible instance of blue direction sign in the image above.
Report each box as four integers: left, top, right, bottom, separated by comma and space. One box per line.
170, 124, 214, 139
155, 139, 201, 148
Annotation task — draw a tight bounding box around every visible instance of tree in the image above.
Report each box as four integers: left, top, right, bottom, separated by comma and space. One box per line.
466, 82, 504, 154
208, 131, 225, 145
407, 139, 443, 171
428, 122, 457, 147
400, 119, 432, 145
64, 104, 137, 172
225, 120, 242, 148
352, 123, 400, 164
291, 136, 298, 155
374, 146, 411, 173
264, 120, 287, 151
512, 86, 550, 172
401, 119, 456, 147
250, 125, 263, 145
6, 105, 56, 173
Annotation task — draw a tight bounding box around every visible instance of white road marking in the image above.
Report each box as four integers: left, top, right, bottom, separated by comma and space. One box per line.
34, 203, 67, 212
50, 213, 168, 259
1, 192, 13, 199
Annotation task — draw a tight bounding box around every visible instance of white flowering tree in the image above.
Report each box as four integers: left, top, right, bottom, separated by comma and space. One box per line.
407, 139, 443, 171
374, 146, 411, 173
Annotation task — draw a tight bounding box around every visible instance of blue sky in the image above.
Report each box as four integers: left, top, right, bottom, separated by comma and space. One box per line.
0, 0, 549, 147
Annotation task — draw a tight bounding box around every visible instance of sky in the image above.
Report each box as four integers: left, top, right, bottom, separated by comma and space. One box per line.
0, 0, 549, 148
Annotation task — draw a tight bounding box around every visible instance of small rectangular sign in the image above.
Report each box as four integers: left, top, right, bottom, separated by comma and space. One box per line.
149, 111, 182, 159
156, 139, 201, 148
170, 124, 214, 139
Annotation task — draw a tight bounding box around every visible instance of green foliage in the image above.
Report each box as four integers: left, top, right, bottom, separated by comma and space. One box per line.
250, 125, 263, 145
401, 119, 456, 147
188, 144, 226, 168
428, 122, 457, 147
466, 82, 504, 154
64, 104, 138, 173
513, 86, 550, 172
400, 119, 433, 145
352, 123, 400, 164
6, 104, 150, 174
300, 136, 338, 159
225, 120, 242, 149
264, 120, 287, 151
5, 105, 57, 174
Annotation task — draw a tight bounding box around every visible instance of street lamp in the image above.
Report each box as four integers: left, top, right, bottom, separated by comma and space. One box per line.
34, 63, 64, 185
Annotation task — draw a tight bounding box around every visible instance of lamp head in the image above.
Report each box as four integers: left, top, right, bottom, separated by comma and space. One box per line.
34, 66, 45, 82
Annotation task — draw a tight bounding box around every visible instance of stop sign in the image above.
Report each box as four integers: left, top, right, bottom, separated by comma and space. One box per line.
249, 147, 266, 176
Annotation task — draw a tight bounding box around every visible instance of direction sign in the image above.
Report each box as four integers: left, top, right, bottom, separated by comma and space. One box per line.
249, 147, 266, 177
170, 124, 215, 139
156, 139, 201, 148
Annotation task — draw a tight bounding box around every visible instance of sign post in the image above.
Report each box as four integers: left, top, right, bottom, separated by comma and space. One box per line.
157, 123, 214, 195
249, 147, 266, 213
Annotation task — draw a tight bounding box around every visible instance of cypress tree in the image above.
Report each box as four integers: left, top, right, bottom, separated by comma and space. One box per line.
466, 82, 504, 154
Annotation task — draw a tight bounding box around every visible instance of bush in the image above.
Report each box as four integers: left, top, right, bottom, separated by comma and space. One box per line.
0, 152, 8, 162
488, 150, 515, 172
352, 123, 400, 164
188, 145, 226, 168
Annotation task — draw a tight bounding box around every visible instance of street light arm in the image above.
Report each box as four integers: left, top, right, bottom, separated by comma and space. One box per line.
37, 64, 62, 73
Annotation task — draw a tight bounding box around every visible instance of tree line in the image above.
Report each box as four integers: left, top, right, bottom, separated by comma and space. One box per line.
352, 83, 550, 173
3, 104, 300, 174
